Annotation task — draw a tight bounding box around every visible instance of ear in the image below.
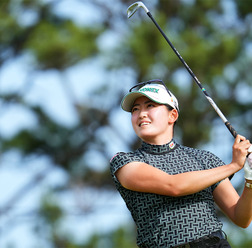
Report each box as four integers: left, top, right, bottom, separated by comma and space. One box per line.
168, 109, 179, 124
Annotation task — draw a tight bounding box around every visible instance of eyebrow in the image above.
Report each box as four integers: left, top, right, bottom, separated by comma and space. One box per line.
132, 100, 154, 109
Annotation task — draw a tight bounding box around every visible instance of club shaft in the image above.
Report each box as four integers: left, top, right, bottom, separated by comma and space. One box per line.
147, 12, 237, 138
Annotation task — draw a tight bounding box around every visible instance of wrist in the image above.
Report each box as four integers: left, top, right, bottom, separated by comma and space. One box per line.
229, 162, 242, 173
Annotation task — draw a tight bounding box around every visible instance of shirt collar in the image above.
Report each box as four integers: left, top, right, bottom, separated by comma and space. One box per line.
140, 139, 178, 155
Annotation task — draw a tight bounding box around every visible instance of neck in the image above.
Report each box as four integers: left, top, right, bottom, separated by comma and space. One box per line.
142, 133, 174, 145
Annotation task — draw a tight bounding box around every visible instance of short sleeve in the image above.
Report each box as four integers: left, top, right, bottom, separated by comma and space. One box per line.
110, 151, 142, 185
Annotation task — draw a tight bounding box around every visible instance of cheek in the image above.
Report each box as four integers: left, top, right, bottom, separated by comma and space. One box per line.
151, 108, 166, 118
131, 114, 137, 126
153, 109, 169, 123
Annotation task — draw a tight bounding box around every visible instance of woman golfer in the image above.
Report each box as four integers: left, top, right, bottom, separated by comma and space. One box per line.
110, 79, 252, 248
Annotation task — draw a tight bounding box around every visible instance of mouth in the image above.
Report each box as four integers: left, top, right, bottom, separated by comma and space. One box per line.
139, 121, 151, 127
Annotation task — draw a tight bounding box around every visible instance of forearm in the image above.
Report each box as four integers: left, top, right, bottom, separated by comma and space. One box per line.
117, 161, 241, 197
233, 180, 252, 228
172, 162, 240, 196
176, 135, 250, 197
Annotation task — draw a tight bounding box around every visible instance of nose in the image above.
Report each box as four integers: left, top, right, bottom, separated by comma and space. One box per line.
139, 109, 148, 119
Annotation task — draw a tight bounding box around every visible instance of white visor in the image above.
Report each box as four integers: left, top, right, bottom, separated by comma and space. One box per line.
121, 83, 179, 112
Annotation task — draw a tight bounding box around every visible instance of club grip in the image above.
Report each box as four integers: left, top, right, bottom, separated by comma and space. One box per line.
225, 121, 238, 138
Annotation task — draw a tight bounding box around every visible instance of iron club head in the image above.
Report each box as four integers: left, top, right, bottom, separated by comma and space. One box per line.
127, 1, 149, 18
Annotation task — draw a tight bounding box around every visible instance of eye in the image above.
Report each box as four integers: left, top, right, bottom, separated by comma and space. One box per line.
147, 103, 155, 108
131, 107, 139, 113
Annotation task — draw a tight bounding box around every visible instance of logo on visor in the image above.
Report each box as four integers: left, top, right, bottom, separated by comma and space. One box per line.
140, 87, 159, 93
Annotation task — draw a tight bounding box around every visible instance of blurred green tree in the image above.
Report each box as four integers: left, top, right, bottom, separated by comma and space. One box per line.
0, 0, 252, 247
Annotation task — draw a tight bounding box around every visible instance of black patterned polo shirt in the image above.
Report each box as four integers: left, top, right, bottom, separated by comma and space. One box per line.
110, 139, 224, 248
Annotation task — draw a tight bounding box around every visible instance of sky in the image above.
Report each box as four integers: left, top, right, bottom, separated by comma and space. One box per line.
0, 0, 252, 247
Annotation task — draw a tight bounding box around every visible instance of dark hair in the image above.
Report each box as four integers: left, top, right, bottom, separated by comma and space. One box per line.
166, 105, 174, 111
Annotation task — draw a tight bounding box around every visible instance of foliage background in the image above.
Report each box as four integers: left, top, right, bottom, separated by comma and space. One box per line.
0, 0, 252, 247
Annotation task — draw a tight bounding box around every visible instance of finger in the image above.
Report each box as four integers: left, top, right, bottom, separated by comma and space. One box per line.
241, 140, 251, 150
234, 134, 246, 143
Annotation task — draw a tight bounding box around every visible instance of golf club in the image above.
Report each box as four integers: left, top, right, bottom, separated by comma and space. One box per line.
127, 2, 241, 141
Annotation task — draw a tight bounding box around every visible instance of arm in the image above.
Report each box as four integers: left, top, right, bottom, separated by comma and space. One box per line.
116, 135, 250, 197
213, 178, 252, 228
213, 145, 252, 228
116, 161, 240, 197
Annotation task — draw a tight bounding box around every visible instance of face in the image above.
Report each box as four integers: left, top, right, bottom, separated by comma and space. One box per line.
131, 96, 177, 145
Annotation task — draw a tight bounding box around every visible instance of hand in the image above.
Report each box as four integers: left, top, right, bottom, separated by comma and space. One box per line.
232, 135, 251, 170
244, 153, 252, 180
